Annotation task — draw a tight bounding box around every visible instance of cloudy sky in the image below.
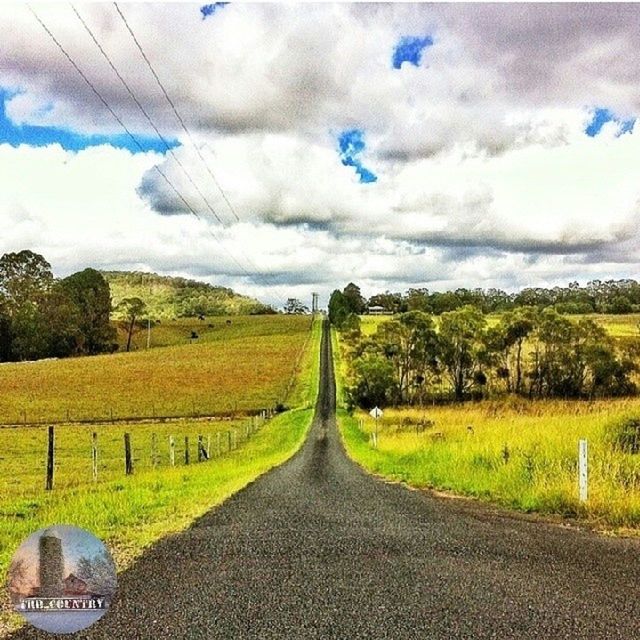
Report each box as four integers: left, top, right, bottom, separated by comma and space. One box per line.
1, 2, 640, 308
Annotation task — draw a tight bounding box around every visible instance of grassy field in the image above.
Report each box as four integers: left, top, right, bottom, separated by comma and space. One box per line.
0, 315, 312, 425
359, 312, 640, 340
0, 315, 321, 635
114, 314, 285, 351
334, 326, 640, 534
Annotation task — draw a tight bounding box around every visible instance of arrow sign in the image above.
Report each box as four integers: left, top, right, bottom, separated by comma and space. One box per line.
369, 407, 383, 419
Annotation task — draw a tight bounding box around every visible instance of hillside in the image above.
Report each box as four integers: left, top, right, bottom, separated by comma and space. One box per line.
102, 270, 273, 319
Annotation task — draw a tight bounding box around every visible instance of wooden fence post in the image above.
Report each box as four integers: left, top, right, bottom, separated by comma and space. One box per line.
92, 432, 98, 482
207, 435, 211, 459
169, 435, 175, 467
45, 426, 54, 490
227, 430, 232, 452
198, 435, 204, 462
185, 436, 190, 465
124, 433, 133, 475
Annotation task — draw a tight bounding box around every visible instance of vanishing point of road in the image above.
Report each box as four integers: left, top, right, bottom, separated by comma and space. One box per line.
11, 320, 640, 639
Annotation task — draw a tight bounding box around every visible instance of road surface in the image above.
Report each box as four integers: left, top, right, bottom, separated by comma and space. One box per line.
11, 320, 640, 638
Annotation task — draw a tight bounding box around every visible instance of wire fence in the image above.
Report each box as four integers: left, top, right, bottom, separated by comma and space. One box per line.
0, 410, 277, 494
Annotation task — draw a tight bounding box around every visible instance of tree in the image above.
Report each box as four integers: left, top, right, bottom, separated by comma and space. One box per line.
0, 250, 53, 316
284, 298, 309, 315
372, 311, 438, 403
0, 251, 55, 361
0, 299, 12, 361
486, 307, 537, 394
328, 290, 350, 327
438, 305, 487, 400
346, 352, 396, 410
117, 297, 147, 352
76, 551, 117, 597
62, 269, 117, 354
39, 284, 82, 358
343, 282, 366, 315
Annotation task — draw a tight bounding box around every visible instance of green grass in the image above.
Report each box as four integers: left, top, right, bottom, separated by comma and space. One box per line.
335, 325, 640, 534
0, 316, 322, 635
0, 315, 312, 424
339, 398, 640, 533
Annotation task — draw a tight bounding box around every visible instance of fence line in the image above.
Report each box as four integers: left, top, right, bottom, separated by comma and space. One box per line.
35, 410, 274, 491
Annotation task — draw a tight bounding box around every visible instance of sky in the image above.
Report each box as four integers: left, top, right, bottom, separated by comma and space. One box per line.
1, 3, 640, 308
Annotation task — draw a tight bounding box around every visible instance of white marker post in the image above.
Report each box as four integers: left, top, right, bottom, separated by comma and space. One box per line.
579, 439, 588, 503
369, 406, 383, 449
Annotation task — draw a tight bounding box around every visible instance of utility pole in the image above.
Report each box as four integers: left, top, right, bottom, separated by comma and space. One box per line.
311, 292, 319, 314
147, 282, 152, 349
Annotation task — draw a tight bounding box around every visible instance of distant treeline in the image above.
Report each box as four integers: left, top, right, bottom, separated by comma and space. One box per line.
104, 271, 274, 320
329, 284, 640, 409
331, 280, 640, 316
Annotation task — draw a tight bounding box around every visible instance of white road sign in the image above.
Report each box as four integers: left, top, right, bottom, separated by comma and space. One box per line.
369, 407, 383, 419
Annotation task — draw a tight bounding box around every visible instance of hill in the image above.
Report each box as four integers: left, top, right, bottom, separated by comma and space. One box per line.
102, 270, 273, 319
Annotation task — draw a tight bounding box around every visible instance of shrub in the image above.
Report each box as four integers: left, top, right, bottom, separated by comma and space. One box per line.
605, 416, 640, 454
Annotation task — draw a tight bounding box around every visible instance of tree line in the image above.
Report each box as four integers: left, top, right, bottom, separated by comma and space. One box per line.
330, 288, 640, 410
330, 279, 640, 316
0, 250, 118, 361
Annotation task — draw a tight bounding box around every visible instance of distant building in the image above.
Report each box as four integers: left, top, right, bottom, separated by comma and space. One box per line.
367, 305, 392, 316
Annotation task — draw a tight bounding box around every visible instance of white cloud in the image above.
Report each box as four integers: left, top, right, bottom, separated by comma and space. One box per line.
1, 4, 640, 306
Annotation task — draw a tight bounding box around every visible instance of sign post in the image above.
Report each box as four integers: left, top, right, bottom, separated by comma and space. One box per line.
579, 439, 588, 503
369, 407, 383, 449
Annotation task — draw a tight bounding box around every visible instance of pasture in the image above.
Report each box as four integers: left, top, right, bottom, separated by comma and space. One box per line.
0, 315, 312, 425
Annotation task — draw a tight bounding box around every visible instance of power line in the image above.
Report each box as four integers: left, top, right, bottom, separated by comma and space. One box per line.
28, 5, 256, 284
71, 4, 228, 228
111, 3, 292, 304
113, 1, 240, 223
30, 5, 290, 308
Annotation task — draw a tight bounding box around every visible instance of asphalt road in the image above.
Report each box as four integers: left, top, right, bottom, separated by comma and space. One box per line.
11, 319, 640, 639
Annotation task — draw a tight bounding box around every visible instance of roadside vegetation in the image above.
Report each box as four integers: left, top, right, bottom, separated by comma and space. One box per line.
330, 279, 640, 534
339, 305, 639, 408
339, 399, 640, 532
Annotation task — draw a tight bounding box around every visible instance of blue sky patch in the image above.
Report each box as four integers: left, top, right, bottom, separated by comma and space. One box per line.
338, 129, 377, 184
0, 88, 178, 153
585, 107, 635, 137
201, 3, 228, 19
392, 35, 433, 69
